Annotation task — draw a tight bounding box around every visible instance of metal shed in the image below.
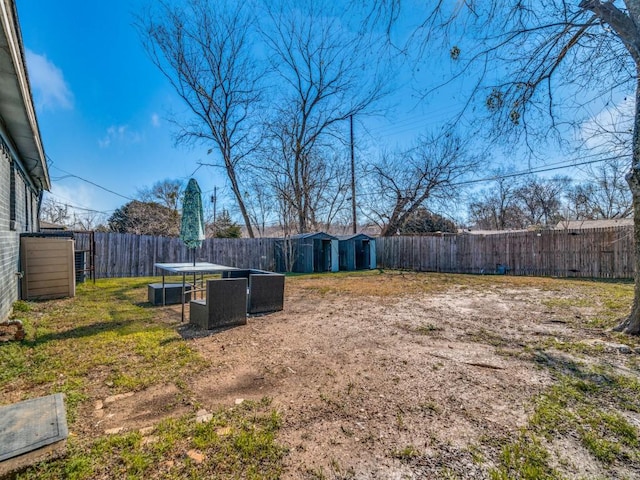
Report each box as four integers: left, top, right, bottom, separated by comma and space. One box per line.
275, 232, 339, 273
337, 234, 377, 271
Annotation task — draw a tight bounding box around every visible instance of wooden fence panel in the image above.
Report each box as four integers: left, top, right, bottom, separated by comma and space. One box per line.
84, 233, 278, 278
78, 227, 634, 279
375, 226, 634, 279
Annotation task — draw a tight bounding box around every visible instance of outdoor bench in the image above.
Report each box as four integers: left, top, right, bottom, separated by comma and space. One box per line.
147, 282, 192, 306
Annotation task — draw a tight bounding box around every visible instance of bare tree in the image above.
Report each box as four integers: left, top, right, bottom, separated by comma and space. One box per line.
241, 178, 274, 238
373, 0, 640, 334
70, 210, 105, 231
366, 132, 479, 237
312, 152, 352, 231
40, 196, 106, 230
572, 159, 633, 219
515, 175, 571, 227
136, 0, 263, 238
259, 0, 389, 233
258, 143, 351, 234
468, 169, 527, 230
40, 197, 71, 225
137, 179, 183, 212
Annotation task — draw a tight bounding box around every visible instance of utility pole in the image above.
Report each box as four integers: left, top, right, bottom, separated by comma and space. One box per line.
350, 115, 356, 234
210, 186, 217, 236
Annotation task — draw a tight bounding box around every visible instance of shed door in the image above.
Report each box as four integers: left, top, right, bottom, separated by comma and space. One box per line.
313, 239, 331, 272
369, 240, 377, 269
355, 240, 367, 269
331, 239, 339, 272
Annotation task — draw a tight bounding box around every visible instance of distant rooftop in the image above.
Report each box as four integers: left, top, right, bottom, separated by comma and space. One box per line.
555, 218, 633, 230
462, 218, 634, 235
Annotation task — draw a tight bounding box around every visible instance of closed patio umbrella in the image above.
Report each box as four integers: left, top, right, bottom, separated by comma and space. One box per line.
180, 178, 206, 265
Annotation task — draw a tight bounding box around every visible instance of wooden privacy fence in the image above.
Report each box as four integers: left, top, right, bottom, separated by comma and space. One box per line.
75, 226, 635, 279
74, 232, 277, 278
376, 226, 634, 279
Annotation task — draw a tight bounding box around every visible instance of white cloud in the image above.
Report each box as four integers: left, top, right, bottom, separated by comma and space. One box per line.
25, 49, 73, 110
46, 183, 95, 213
151, 113, 160, 127
581, 97, 633, 154
98, 124, 142, 148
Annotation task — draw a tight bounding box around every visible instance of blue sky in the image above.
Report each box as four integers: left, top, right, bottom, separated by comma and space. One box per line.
18, 0, 227, 219
16, 1, 623, 226
17, 0, 475, 224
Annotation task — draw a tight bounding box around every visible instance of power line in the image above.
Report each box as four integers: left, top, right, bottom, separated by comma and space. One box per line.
454, 155, 622, 187
45, 192, 114, 215
49, 162, 135, 201
356, 153, 627, 198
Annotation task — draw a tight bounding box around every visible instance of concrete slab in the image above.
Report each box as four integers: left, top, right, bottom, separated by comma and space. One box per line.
0, 393, 68, 476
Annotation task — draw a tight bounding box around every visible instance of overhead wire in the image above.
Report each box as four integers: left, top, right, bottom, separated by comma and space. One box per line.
45, 191, 115, 215
50, 166, 136, 202
356, 152, 627, 198
42, 127, 629, 228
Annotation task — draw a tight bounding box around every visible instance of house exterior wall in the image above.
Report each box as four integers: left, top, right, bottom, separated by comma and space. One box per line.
0, 139, 39, 321
0, 0, 49, 321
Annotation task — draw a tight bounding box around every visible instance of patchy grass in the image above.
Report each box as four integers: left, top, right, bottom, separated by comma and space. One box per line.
415, 323, 444, 334
290, 271, 640, 478
484, 278, 638, 478
1, 277, 206, 419
292, 270, 630, 300
542, 296, 593, 310
292, 270, 564, 297
530, 362, 640, 456
391, 445, 421, 461
19, 398, 285, 480
489, 355, 640, 478
545, 280, 634, 329
3, 271, 640, 478
3, 278, 286, 478
489, 432, 561, 480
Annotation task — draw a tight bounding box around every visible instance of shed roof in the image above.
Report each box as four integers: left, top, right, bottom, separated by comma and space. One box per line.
0, 0, 49, 191
288, 232, 338, 240
336, 233, 375, 241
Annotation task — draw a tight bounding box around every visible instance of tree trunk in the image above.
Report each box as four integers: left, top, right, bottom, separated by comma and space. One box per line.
380, 222, 398, 237
616, 171, 640, 333
225, 160, 255, 239
236, 196, 255, 239
615, 74, 640, 334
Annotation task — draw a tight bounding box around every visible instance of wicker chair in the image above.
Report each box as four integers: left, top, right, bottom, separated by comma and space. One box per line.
189, 278, 247, 329
248, 273, 285, 314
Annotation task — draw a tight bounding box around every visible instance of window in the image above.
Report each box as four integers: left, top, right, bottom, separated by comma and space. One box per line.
10, 161, 16, 231
24, 183, 30, 231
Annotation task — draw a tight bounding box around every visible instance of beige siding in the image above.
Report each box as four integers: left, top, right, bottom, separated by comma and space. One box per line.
20, 237, 75, 300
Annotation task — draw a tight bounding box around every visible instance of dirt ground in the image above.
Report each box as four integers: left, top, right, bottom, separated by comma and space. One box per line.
84, 272, 636, 479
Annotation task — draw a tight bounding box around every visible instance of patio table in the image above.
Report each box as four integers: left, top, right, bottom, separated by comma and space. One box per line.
153, 262, 240, 321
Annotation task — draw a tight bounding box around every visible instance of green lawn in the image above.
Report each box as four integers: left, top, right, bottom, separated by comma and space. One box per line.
2, 278, 285, 479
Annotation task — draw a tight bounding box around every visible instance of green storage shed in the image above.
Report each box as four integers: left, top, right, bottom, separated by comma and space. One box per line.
337, 234, 376, 271
275, 232, 339, 273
